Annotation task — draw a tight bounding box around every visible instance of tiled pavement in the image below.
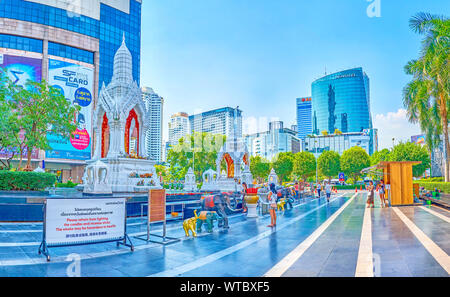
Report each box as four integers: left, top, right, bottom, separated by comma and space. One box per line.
0, 192, 448, 277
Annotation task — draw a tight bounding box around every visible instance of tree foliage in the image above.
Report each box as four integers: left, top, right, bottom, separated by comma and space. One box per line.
389, 142, 431, 177
403, 13, 449, 180
249, 155, 270, 183
317, 151, 340, 181
0, 71, 79, 170
166, 132, 226, 183
272, 152, 294, 183
293, 151, 316, 181
370, 148, 391, 166
340, 146, 371, 182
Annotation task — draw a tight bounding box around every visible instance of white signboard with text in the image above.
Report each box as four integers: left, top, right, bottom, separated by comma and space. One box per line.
45, 198, 126, 246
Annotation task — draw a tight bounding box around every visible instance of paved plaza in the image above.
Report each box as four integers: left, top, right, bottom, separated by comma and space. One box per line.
0, 192, 448, 277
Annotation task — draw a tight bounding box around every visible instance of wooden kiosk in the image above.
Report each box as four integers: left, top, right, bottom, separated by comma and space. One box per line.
377, 161, 421, 206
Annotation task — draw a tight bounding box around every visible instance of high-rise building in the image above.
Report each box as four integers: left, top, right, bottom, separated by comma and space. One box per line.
0, 0, 142, 182
245, 121, 301, 161
311, 68, 372, 135
296, 97, 312, 140
189, 107, 242, 139
303, 129, 378, 158
169, 112, 190, 146
142, 87, 164, 163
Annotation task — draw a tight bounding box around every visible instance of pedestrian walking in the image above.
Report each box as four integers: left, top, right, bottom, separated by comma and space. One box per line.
325, 181, 332, 203
317, 181, 322, 198
367, 181, 375, 208
267, 183, 277, 227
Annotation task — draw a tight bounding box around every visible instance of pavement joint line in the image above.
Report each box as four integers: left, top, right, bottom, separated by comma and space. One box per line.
263, 193, 357, 277
355, 204, 373, 277
0, 197, 325, 266
392, 207, 450, 274
419, 206, 450, 224
148, 194, 346, 277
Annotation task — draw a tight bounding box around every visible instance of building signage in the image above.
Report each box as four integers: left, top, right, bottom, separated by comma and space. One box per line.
46, 59, 94, 160
44, 198, 126, 246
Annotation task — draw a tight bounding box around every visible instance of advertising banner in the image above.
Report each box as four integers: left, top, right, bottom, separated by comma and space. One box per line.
0, 53, 42, 85
411, 135, 426, 146
0, 54, 41, 159
46, 59, 94, 160
45, 198, 126, 246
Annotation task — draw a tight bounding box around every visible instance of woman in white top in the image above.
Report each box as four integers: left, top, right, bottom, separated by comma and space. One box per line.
267, 183, 277, 227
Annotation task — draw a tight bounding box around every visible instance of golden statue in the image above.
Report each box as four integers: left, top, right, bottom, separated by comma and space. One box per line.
183, 209, 199, 237
277, 198, 286, 211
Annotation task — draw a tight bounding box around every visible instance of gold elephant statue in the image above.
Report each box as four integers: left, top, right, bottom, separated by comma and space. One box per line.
183, 209, 199, 237
277, 199, 286, 211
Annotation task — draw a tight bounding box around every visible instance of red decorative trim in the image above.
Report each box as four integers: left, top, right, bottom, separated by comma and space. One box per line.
223, 153, 234, 178
101, 113, 109, 158
125, 109, 139, 156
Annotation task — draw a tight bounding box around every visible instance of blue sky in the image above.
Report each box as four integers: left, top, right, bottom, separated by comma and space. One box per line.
140, 0, 449, 149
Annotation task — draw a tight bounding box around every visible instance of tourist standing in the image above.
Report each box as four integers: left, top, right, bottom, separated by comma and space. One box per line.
316, 181, 322, 198
325, 181, 332, 203
268, 183, 277, 227
241, 182, 248, 212
294, 182, 299, 200
378, 179, 387, 207
367, 181, 375, 208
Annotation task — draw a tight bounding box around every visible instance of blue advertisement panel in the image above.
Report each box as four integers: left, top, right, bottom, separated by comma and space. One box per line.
0, 53, 42, 84
0, 53, 41, 159
46, 59, 93, 160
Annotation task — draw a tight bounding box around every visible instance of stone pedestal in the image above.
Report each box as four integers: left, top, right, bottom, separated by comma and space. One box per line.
83, 157, 161, 193
83, 160, 112, 195
244, 194, 259, 218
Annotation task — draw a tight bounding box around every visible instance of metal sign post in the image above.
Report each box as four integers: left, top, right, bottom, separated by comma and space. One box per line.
135, 189, 179, 245
38, 197, 133, 262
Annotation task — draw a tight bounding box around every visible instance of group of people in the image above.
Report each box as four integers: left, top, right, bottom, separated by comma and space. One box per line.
366, 179, 388, 208
313, 181, 333, 203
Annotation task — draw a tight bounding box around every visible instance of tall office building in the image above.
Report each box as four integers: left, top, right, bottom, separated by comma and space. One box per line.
142, 87, 164, 163
303, 129, 378, 158
189, 107, 243, 139
311, 68, 372, 135
0, 0, 142, 182
296, 97, 312, 140
169, 112, 190, 146
245, 121, 301, 161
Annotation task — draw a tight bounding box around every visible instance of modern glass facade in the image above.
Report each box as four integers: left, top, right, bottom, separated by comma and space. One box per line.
303, 129, 378, 158
0, 0, 141, 181
189, 107, 243, 139
0, 0, 141, 86
311, 68, 371, 135
296, 97, 312, 140
245, 121, 301, 161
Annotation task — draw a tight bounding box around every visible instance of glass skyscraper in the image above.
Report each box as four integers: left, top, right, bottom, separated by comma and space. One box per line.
296, 97, 312, 140
311, 68, 372, 135
0, 0, 141, 181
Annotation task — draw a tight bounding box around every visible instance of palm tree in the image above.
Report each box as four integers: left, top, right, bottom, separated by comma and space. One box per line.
403, 12, 449, 181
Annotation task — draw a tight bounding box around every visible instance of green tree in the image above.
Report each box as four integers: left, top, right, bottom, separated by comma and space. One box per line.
0, 70, 19, 170
8, 80, 79, 170
403, 13, 449, 180
317, 151, 340, 181
389, 142, 431, 177
167, 132, 226, 182
249, 155, 270, 183
340, 146, 371, 182
154, 164, 169, 184
272, 152, 294, 183
293, 151, 316, 182
370, 148, 391, 166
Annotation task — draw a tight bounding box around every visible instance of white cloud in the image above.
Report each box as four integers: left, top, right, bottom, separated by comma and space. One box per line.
373, 108, 422, 150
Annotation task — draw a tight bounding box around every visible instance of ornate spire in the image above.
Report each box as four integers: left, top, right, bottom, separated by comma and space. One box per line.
112, 33, 133, 84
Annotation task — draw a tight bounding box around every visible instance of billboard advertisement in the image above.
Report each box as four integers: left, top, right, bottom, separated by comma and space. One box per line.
0, 54, 41, 159
46, 59, 94, 160
44, 198, 126, 246
0, 53, 42, 85
411, 135, 426, 146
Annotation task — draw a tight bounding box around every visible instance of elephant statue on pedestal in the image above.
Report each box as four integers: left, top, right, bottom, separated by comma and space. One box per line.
201, 193, 241, 229
196, 211, 219, 233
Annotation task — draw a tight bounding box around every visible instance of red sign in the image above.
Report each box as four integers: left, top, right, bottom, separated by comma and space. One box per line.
148, 189, 166, 222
